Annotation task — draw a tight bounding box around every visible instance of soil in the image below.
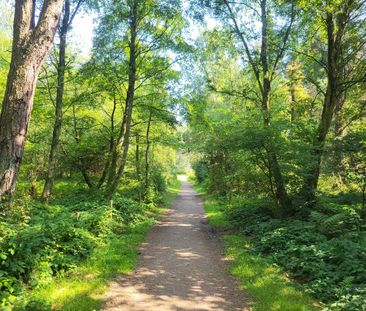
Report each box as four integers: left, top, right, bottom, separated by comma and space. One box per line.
103, 179, 251, 311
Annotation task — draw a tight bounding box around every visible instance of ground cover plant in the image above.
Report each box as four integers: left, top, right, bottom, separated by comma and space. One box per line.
192, 179, 366, 310
1, 179, 181, 310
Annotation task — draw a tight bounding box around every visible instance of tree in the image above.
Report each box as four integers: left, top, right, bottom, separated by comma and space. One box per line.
92, 0, 185, 199
300, 0, 366, 204
42, 0, 84, 201
0, 0, 65, 202
201, 0, 295, 216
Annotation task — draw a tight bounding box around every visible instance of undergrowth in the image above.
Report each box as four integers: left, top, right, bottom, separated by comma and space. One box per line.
193, 184, 317, 311
0, 178, 181, 310
193, 178, 366, 310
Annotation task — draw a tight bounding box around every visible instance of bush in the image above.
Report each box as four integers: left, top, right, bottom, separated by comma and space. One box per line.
113, 196, 146, 224
0, 193, 153, 308
192, 159, 208, 183
224, 197, 274, 233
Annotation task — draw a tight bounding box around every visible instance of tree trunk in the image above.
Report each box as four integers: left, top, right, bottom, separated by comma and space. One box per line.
144, 111, 152, 198
260, 0, 292, 216
42, 0, 71, 201
135, 133, 141, 180
98, 93, 117, 189
301, 11, 342, 204
106, 1, 138, 199
0, 0, 64, 202
107, 99, 128, 186
290, 87, 296, 123
81, 166, 93, 189
333, 92, 346, 186
71, 102, 93, 188
135, 133, 142, 201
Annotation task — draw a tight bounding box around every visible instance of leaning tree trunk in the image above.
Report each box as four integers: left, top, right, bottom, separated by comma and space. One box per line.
42, 0, 71, 201
0, 0, 64, 202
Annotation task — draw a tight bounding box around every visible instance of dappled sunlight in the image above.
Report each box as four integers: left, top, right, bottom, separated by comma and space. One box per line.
103, 181, 250, 310
175, 249, 203, 259
225, 236, 315, 311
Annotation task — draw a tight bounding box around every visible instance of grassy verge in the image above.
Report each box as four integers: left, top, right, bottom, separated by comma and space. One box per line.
29, 179, 182, 311
192, 183, 318, 311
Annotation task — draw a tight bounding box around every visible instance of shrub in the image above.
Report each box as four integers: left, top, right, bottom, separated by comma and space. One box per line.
192, 159, 208, 183
223, 195, 366, 308
224, 197, 274, 233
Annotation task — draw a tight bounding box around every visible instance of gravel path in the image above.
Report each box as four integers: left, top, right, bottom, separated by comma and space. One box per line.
103, 179, 250, 311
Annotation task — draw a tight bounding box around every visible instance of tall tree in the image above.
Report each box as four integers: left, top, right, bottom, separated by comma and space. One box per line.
0, 0, 65, 202
202, 0, 295, 216
92, 0, 184, 199
301, 0, 366, 203
42, 0, 84, 201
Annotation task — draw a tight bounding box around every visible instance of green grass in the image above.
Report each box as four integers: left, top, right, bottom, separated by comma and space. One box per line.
30, 179, 182, 311
225, 235, 318, 311
192, 182, 319, 311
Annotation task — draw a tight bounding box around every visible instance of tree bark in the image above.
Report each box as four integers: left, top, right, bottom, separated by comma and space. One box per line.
42, 0, 71, 201
106, 98, 128, 186
70, 101, 94, 188
287, 60, 300, 123
135, 132, 142, 200
333, 91, 346, 186
290, 87, 296, 123
0, 0, 64, 202
98, 93, 117, 189
144, 111, 152, 198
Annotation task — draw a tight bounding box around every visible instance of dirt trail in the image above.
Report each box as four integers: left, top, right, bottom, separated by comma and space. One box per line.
103, 178, 250, 311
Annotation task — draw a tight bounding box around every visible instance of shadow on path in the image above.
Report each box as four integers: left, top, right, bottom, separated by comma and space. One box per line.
103, 180, 250, 311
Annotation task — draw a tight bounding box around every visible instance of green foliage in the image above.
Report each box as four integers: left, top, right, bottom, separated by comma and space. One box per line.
192, 159, 208, 183
193, 187, 317, 311
0, 176, 181, 309
222, 196, 366, 308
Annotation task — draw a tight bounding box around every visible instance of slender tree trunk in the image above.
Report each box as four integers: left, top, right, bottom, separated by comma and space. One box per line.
42, 0, 71, 201
287, 60, 300, 123
71, 102, 93, 188
106, 1, 138, 199
260, 0, 292, 216
301, 11, 343, 204
0, 0, 64, 202
290, 87, 296, 123
333, 92, 346, 186
135, 133, 141, 180
98, 94, 117, 189
144, 111, 152, 198
81, 166, 93, 188
107, 99, 128, 186
135, 133, 142, 200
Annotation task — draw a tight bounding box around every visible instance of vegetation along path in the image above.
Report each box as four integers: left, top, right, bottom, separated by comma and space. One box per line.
103, 178, 250, 310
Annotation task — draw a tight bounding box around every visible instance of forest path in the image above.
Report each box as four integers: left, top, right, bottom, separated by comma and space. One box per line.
103, 178, 250, 311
